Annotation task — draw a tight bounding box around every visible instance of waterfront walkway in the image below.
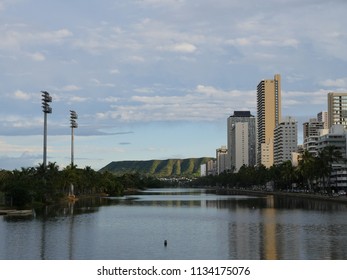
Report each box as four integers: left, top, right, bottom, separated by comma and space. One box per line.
213, 187, 347, 204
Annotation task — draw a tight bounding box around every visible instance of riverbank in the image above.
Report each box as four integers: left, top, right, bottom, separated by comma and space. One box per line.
211, 187, 347, 204
0, 209, 34, 216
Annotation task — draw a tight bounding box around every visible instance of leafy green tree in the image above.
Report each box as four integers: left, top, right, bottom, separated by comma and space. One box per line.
297, 150, 316, 191
280, 160, 297, 190
316, 146, 342, 193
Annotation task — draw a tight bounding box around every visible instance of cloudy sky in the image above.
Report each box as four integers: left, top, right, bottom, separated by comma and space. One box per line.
1, 0, 347, 170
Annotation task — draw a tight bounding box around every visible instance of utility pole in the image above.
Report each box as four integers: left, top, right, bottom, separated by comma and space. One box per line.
41, 91, 52, 169
70, 110, 78, 167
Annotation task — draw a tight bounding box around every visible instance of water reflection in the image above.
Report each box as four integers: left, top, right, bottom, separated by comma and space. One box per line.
1, 188, 347, 260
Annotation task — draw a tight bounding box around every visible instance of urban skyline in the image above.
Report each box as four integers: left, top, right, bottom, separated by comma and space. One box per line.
1, 0, 347, 171
212, 75, 347, 174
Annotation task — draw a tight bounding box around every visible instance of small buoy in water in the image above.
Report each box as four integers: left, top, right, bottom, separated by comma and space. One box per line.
164, 240, 167, 246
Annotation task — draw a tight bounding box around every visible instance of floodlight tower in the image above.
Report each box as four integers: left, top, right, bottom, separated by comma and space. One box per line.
41, 91, 52, 169
70, 110, 78, 167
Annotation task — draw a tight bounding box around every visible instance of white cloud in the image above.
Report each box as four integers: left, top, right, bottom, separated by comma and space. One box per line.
61, 85, 81, 91
12, 90, 31, 100
320, 78, 347, 88
90, 78, 115, 87
0, 0, 19, 13
0, 115, 42, 129
96, 85, 255, 122
127, 55, 145, 63
92, 85, 333, 123
226, 37, 253, 46
99, 96, 119, 103
172, 42, 197, 53
159, 42, 197, 53
69, 96, 89, 103
226, 36, 299, 48
138, 0, 185, 7
134, 87, 155, 93
110, 69, 120, 75
28, 52, 45, 61
0, 27, 73, 50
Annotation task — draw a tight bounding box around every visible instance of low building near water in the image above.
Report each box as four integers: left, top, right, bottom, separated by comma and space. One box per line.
317, 125, 347, 191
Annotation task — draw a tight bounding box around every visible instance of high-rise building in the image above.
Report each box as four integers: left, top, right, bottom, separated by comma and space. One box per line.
216, 146, 228, 175
328, 92, 347, 129
302, 118, 326, 156
256, 74, 281, 167
317, 111, 328, 129
274, 116, 297, 165
227, 111, 256, 172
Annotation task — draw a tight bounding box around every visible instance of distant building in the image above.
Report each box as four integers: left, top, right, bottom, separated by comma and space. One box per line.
257, 74, 281, 167
227, 111, 256, 172
328, 92, 347, 129
207, 159, 216, 176
317, 125, 347, 158
317, 111, 328, 129
216, 146, 228, 174
200, 164, 207, 177
317, 125, 347, 190
274, 117, 297, 165
303, 118, 325, 156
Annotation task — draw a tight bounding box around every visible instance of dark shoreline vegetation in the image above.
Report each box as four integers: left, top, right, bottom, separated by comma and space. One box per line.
194, 146, 344, 194
0, 162, 164, 208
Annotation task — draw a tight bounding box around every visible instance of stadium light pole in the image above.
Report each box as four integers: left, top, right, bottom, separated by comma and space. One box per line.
41, 91, 52, 169
70, 110, 78, 167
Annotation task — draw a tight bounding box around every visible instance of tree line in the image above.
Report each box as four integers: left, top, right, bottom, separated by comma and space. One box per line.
193, 146, 344, 194
0, 163, 162, 207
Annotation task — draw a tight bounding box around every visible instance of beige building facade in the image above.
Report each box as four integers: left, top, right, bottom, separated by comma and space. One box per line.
256, 74, 281, 167
274, 116, 297, 165
328, 92, 347, 129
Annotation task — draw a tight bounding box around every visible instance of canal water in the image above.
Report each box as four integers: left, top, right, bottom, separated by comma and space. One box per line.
1, 188, 347, 260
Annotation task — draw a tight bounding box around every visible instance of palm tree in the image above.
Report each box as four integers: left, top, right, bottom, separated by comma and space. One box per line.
280, 161, 296, 190
297, 150, 316, 191
317, 146, 342, 194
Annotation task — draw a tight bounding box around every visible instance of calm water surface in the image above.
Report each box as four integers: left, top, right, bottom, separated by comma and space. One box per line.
1, 188, 347, 260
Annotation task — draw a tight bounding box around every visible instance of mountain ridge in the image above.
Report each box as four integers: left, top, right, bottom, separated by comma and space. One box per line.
99, 157, 213, 177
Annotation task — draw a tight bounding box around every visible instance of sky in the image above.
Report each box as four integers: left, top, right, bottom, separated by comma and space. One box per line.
1, 0, 347, 171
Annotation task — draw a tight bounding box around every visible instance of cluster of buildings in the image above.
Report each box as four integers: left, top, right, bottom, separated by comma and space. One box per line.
201, 74, 347, 190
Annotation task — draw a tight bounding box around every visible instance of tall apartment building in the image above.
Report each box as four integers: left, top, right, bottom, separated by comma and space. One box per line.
274, 117, 297, 165
256, 74, 281, 168
227, 111, 256, 172
317, 111, 328, 129
303, 118, 326, 156
216, 146, 228, 175
328, 92, 347, 129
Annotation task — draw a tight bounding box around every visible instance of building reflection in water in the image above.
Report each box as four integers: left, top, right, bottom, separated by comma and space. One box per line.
224, 194, 347, 260
262, 197, 277, 260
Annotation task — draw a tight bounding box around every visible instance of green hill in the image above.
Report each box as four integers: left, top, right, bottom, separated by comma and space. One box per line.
99, 157, 213, 177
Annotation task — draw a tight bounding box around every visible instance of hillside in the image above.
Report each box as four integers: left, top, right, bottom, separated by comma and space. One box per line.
99, 157, 213, 177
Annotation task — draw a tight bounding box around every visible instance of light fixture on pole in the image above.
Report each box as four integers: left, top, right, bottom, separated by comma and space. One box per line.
41, 91, 52, 169
70, 110, 78, 167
